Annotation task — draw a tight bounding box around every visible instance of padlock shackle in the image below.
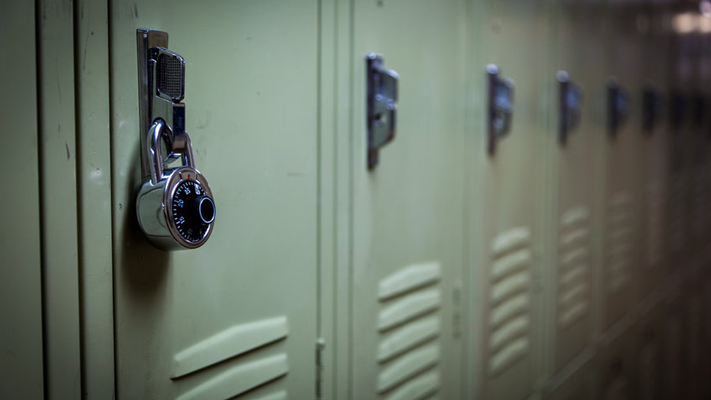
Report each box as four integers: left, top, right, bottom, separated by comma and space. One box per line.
148, 119, 195, 184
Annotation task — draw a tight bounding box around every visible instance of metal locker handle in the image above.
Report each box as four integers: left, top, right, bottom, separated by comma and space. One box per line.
557, 70, 583, 145
608, 78, 630, 138
366, 53, 399, 170
487, 64, 514, 155
642, 85, 663, 134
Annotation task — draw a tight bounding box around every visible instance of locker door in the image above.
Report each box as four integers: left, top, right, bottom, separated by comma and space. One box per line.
601, 4, 643, 331
637, 5, 670, 297
109, 2, 319, 399
667, 10, 699, 275
688, 24, 711, 262
348, 1, 466, 399
546, 0, 606, 377
467, 1, 549, 399
0, 1, 44, 398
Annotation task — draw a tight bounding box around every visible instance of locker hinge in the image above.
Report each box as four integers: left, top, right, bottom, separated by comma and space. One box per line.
315, 337, 326, 400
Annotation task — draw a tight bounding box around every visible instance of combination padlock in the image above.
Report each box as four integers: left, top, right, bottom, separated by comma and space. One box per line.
135, 29, 215, 250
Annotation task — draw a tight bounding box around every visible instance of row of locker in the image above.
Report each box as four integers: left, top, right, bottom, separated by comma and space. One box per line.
3, 0, 711, 399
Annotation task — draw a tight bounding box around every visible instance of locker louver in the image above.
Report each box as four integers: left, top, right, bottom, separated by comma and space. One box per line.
172, 316, 290, 400
607, 192, 635, 293
376, 262, 443, 399
487, 227, 533, 375
557, 206, 591, 328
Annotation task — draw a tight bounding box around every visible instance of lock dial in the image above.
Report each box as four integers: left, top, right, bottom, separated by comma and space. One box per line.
163, 166, 215, 249
171, 180, 215, 243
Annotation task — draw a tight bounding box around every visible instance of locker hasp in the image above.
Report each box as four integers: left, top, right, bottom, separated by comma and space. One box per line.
558, 71, 583, 145
135, 29, 216, 250
607, 78, 630, 138
487, 64, 514, 155
366, 53, 399, 170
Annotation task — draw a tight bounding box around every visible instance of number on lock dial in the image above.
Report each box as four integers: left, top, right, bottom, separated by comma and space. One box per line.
171, 180, 215, 243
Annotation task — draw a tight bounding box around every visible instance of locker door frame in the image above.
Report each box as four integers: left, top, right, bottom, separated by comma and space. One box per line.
0, 1, 44, 398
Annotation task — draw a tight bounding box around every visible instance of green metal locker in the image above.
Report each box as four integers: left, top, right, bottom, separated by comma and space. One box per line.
544, 0, 606, 384
345, 1, 467, 399
465, 0, 550, 398
7, 1, 711, 399
107, 1, 320, 398
600, 2, 644, 333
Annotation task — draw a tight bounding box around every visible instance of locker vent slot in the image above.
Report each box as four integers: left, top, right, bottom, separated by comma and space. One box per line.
557, 206, 591, 329
644, 182, 664, 268
376, 263, 442, 397
171, 316, 288, 379
175, 354, 289, 400
381, 370, 439, 400
172, 317, 290, 399
255, 391, 287, 400
487, 227, 532, 376
668, 175, 686, 252
607, 193, 635, 293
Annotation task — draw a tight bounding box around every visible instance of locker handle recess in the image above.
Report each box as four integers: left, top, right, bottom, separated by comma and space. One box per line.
487, 64, 514, 155
608, 78, 630, 138
366, 53, 399, 170
558, 71, 583, 145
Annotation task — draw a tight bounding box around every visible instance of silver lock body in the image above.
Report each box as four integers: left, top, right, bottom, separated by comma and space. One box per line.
137, 165, 214, 250
136, 29, 215, 250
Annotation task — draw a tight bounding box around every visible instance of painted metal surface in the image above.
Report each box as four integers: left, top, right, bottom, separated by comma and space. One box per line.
36, 0, 82, 398
10, 1, 711, 399
348, 0, 466, 399
544, 0, 607, 381
108, 1, 319, 398
466, 1, 549, 398
601, 1, 644, 333
0, 1, 44, 398
74, 0, 116, 397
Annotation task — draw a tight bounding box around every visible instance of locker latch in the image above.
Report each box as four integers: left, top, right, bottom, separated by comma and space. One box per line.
557, 71, 583, 145
487, 64, 514, 155
366, 53, 399, 170
135, 29, 216, 251
608, 78, 630, 138
642, 85, 663, 134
